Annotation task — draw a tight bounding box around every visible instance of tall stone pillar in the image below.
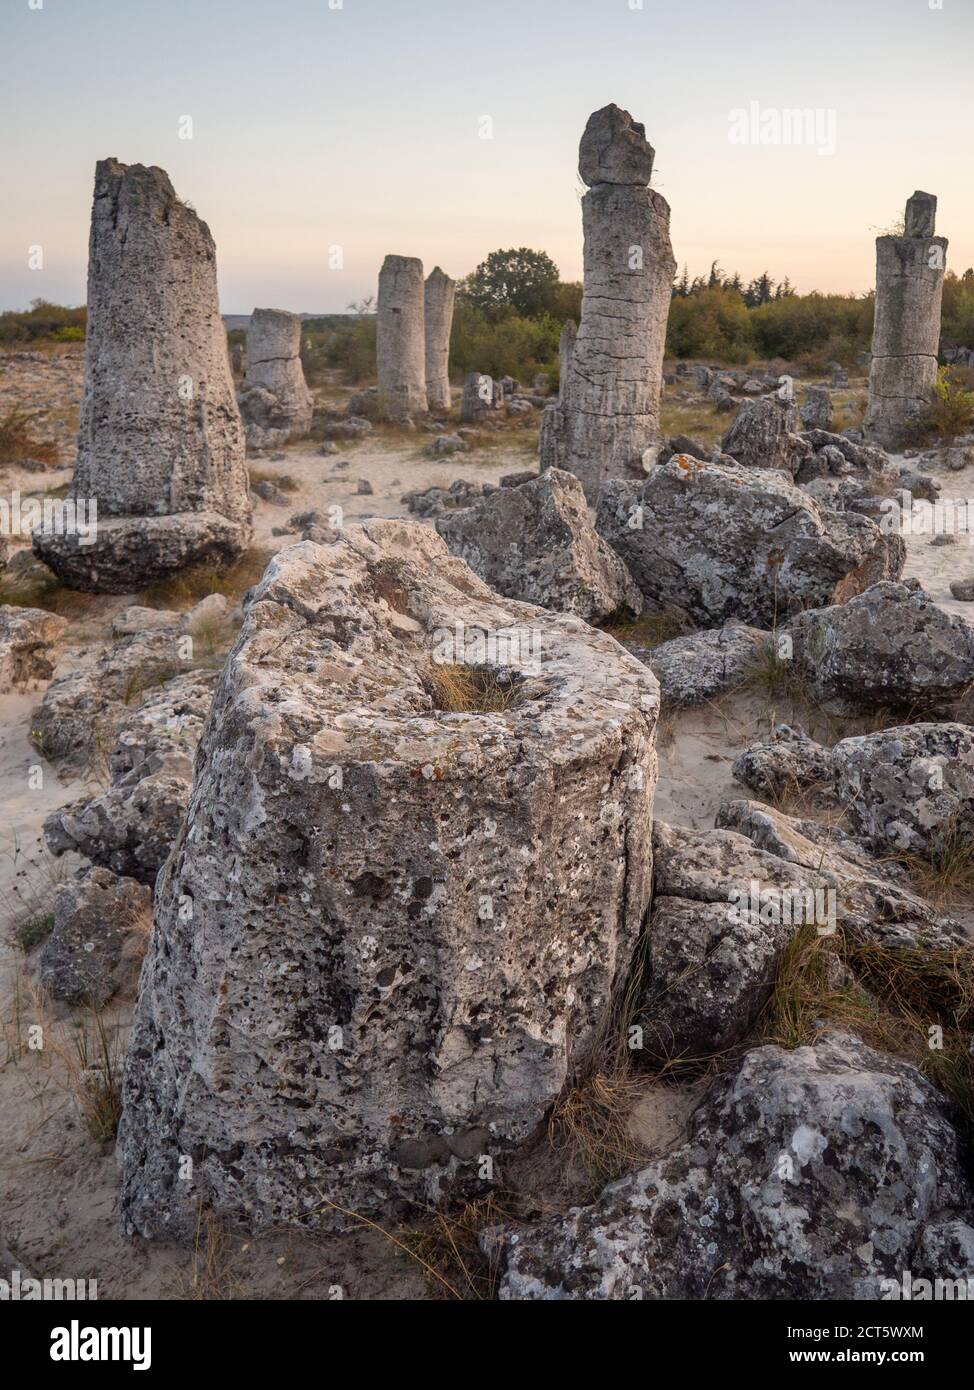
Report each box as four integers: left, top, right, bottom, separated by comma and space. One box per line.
376, 255, 427, 421
424, 266, 456, 411
32, 159, 252, 593
864, 191, 947, 449
238, 308, 314, 447
539, 106, 676, 502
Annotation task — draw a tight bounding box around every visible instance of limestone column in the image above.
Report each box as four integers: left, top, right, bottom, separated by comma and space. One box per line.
33, 159, 252, 592
376, 255, 427, 420
539, 106, 676, 502
864, 191, 947, 449
239, 308, 313, 444
424, 267, 456, 411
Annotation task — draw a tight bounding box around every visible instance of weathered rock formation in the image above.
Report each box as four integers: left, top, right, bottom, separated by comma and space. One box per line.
539, 106, 676, 500
630, 623, 769, 706
238, 308, 313, 447
719, 396, 809, 476
435, 469, 642, 623
732, 725, 836, 804
376, 255, 427, 420
460, 372, 503, 423
788, 580, 974, 708
864, 192, 947, 448
39, 867, 151, 1007
424, 267, 456, 411
118, 521, 660, 1240
32, 159, 252, 592
488, 1034, 974, 1299
0, 605, 67, 692
595, 456, 904, 627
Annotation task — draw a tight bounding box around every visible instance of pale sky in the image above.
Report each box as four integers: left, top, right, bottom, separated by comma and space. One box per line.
2, 0, 972, 314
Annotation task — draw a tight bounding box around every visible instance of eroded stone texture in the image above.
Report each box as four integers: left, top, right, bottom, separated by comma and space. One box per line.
539, 106, 676, 501
799, 386, 834, 432
719, 396, 809, 476
595, 456, 903, 627
864, 192, 947, 448
238, 309, 313, 447
376, 255, 427, 420
43, 669, 218, 882
32, 159, 252, 590
488, 1034, 974, 1299
732, 725, 836, 803
118, 521, 660, 1241
435, 468, 642, 623
0, 605, 67, 692
424, 267, 456, 411
788, 580, 974, 708
832, 722, 974, 857
632, 624, 769, 706
39, 867, 151, 1007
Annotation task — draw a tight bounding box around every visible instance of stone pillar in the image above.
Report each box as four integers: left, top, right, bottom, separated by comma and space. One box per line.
238, 308, 313, 446
32, 159, 252, 593
539, 106, 676, 502
539, 321, 577, 472
376, 255, 427, 421
424, 267, 455, 411
864, 191, 947, 449
460, 372, 503, 423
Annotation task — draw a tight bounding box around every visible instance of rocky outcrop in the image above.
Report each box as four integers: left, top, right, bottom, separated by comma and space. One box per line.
402, 478, 496, 518
539, 106, 676, 501
376, 255, 427, 421
788, 580, 974, 708
864, 192, 947, 448
0, 605, 67, 692
832, 722, 974, 858
424, 267, 455, 411
732, 725, 836, 804
118, 521, 660, 1241
38, 867, 151, 1007
32, 159, 252, 592
488, 1034, 974, 1299
633, 623, 768, 706
595, 456, 903, 627
435, 469, 642, 623
719, 396, 809, 476
43, 669, 218, 882
238, 309, 313, 448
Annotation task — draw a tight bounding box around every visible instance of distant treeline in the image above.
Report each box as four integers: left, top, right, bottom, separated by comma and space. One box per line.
0, 299, 86, 343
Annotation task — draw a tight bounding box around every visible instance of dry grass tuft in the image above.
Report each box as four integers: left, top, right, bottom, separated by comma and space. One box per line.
896, 819, 974, 906
141, 547, 271, 610
603, 605, 694, 650
0, 407, 60, 466
170, 1207, 241, 1301
427, 663, 524, 714
0, 568, 98, 620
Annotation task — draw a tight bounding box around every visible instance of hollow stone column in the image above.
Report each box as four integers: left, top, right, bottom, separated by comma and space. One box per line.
238, 308, 313, 446
539, 106, 676, 502
424, 266, 456, 411
32, 159, 252, 592
377, 255, 427, 420
864, 191, 947, 449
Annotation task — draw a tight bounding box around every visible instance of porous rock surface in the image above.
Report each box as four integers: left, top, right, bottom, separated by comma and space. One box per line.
118, 521, 660, 1240
788, 580, 974, 708
539, 106, 676, 500
435, 468, 642, 623
634, 622, 768, 705
595, 456, 903, 627
0, 605, 68, 692
732, 725, 836, 803
488, 1034, 974, 1299
719, 396, 810, 476
39, 867, 151, 1007
32, 159, 252, 591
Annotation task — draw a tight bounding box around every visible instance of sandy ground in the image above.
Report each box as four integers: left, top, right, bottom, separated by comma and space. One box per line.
1, 351, 972, 1298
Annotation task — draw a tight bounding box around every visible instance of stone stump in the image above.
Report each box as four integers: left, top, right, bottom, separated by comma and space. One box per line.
117, 520, 659, 1240
539, 106, 676, 501
238, 308, 313, 447
864, 192, 947, 448
32, 159, 252, 592
376, 255, 427, 421
460, 371, 503, 423
424, 267, 456, 411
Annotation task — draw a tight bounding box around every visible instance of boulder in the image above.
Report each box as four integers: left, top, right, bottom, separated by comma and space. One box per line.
832, 722, 974, 858
43, 669, 218, 882
732, 725, 836, 804
118, 521, 660, 1241
633, 622, 768, 705
719, 397, 809, 476
38, 867, 151, 1007
489, 1034, 974, 1299
402, 478, 495, 519
423, 433, 468, 457
238, 308, 313, 446
789, 580, 974, 708
799, 386, 833, 431
595, 456, 903, 627
435, 469, 642, 623
0, 605, 67, 693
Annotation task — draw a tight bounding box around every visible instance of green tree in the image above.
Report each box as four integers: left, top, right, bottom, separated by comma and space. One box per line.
459, 248, 561, 318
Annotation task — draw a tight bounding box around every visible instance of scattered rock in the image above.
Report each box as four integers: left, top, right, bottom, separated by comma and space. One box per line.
635, 623, 768, 705
38, 867, 151, 1006
720, 396, 809, 476
0, 605, 67, 693
732, 725, 835, 803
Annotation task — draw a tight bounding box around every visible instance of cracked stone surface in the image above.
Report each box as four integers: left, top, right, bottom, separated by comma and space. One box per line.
117, 520, 660, 1241
239, 308, 313, 446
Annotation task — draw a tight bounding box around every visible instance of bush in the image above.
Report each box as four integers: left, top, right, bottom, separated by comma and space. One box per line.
926, 366, 974, 439
0, 299, 86, 344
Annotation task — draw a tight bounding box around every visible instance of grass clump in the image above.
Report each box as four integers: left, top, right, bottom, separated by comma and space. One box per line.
14, 913, 54, 952
141, 547, 270, 610
427, 663, 524, 713
925, 366, 974, 440
603, 605, 694, 650
897, 817, 974, 906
